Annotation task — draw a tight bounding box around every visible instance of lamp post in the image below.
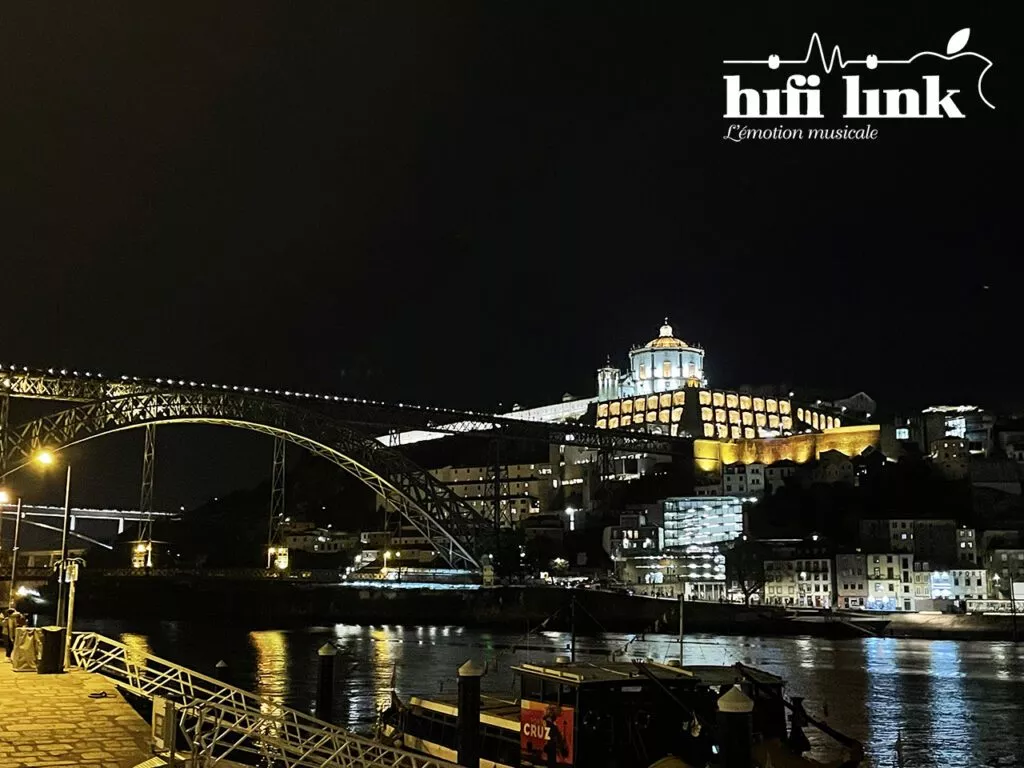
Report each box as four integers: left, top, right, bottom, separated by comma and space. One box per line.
382, 550, 391, 578
1, 450, 66, 619
54, 463, 72, 627
7, 498, 22, 610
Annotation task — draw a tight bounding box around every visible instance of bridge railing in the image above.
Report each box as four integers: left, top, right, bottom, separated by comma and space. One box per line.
90, 567, 343, 581
71, 632, 456, 768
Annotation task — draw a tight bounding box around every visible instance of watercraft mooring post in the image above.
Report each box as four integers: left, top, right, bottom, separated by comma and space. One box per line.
716, 684, 754, 768
317, 643, 337, 723
457, 660, 485, 767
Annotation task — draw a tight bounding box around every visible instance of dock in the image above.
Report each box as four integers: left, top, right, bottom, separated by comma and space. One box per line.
0, 661, 151, 768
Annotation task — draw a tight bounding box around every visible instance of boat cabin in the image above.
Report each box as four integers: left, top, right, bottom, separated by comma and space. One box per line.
380, 659, 789, 768
513, 661, 788, 767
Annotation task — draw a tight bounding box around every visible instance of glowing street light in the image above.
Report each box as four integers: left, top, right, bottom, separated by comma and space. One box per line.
35, 450, 55, 466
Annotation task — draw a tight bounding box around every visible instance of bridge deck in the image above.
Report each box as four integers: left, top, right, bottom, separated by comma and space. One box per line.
0, 661, 152, 767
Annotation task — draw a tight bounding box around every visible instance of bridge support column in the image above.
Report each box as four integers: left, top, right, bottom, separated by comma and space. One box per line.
135, 425, 156, 569
267, 437, 286, 568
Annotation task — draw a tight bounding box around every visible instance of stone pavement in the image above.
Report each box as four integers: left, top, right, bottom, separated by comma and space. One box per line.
0, 661, 152, 768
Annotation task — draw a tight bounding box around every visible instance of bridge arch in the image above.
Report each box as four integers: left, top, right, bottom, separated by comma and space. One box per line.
1, 391, 487, 570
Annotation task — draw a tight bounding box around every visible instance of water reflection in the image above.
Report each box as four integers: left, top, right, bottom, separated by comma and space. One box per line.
120, 632, 152, 666
863, 638, 903, 765
78, 619, 1024, 762
924, 641, 972, 768
250, 630, 288, 705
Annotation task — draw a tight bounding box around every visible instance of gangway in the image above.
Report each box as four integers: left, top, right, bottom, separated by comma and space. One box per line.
71, 632, 457, 768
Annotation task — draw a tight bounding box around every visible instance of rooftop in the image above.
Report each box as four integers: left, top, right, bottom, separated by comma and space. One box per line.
510, 661, 783, 687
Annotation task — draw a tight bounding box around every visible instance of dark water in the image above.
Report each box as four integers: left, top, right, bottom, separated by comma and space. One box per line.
73, 618, 1024, 768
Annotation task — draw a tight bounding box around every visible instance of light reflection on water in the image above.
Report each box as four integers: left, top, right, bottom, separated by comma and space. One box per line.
82, 620, 1024, 766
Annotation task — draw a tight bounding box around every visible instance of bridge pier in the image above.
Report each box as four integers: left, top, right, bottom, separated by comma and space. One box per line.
134, 425, 156, 569
267, 437, 286, 569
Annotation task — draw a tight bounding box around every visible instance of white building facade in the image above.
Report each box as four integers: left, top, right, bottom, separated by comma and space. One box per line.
598, 321, 706, 401
866, 553, 915, 611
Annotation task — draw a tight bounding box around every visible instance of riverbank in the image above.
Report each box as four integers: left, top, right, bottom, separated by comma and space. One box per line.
65, 574, 849, 637
41, 574, 1017, 640
0, 662, 152, 767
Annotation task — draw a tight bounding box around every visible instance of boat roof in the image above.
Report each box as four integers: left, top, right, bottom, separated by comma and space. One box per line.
509, 661, 784, 687
408, 693, 520, 731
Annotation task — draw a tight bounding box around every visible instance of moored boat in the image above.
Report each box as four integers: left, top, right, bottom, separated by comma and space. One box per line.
378, 658, 863, 767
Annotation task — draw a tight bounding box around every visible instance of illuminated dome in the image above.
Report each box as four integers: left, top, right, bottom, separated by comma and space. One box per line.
647, 319, 689, 350
597, 317, 707, 401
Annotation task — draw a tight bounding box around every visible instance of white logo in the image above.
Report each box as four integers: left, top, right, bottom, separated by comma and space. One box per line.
722, 29, 994, 121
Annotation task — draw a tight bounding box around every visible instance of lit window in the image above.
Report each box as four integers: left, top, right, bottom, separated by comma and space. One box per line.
663, 361, 672, 378
896, 428, 909, 440
639, 364, 647, 380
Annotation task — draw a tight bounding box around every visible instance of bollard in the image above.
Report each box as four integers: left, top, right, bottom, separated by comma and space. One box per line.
787, 696, 811, 754
316, 643, 337, 723
716, 684, 754, 768
456, 660, 485, 767
214, 660, 231, 685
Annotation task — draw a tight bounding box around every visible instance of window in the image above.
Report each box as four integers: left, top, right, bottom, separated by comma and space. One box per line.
896, 427, 910, 440
663, 360, 672, 378
639, 364, 647, 379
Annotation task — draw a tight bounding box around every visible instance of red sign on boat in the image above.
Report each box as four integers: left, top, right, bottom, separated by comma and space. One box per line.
520, 700, 574, 765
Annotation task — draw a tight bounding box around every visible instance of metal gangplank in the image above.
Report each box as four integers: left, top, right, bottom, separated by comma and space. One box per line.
71, 632, 456, 768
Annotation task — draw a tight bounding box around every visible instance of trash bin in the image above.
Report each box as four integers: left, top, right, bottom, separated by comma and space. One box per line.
37, 626, 66, 674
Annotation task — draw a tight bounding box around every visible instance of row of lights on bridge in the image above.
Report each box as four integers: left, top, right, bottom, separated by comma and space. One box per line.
2, 362, 515, 419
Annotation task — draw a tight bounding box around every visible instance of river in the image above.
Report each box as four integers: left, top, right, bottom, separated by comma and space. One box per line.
73, 618, 1024, 767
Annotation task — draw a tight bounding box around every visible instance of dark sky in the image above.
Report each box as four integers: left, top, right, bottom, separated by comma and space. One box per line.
0, 2, 1018, 509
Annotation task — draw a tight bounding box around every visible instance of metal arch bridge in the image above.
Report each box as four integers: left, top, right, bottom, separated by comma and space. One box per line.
0, 363, 692, 454
0, 364, 692, 571
0, 389, 488, 571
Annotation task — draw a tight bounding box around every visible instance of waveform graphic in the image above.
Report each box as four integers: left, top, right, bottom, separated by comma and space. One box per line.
723, 29, 995, 109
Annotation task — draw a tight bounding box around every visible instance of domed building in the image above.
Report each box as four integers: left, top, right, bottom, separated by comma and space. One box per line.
597, 320, 706, 402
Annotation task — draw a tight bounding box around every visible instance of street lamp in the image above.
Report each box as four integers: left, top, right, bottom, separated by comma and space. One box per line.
0, 450, 70, 621
382, 550, 392, 577
27, 451, 72, 626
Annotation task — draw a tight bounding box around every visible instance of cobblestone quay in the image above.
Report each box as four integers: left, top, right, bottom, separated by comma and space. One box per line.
0, 662, 151, 768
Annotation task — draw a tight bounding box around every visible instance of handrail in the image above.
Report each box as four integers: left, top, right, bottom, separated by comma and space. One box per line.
71, 632, 457, 768
734, 662, 864, 768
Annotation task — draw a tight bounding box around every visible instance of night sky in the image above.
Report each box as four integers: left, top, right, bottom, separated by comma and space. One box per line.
0, 2, 1017, 510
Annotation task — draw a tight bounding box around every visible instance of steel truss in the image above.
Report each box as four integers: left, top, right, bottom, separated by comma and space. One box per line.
138, 424, 156, 549
71, 632, 456, 768
269, 436, 287, 552
1, 391, 487, 570
1, 366, 691, 455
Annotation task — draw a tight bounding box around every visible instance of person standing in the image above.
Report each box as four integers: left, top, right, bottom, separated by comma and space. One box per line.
3, 609, 17, 659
